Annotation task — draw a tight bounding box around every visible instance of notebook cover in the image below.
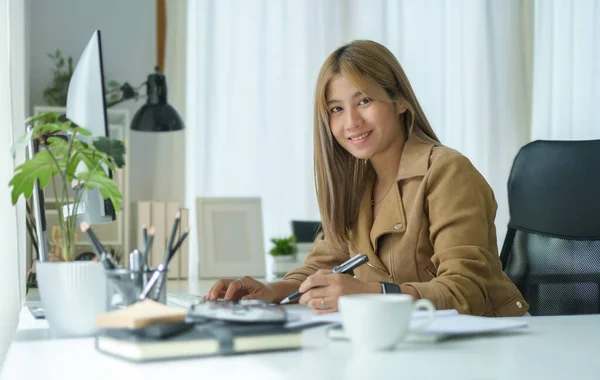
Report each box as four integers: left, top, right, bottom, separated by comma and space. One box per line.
95, 320, 302, 362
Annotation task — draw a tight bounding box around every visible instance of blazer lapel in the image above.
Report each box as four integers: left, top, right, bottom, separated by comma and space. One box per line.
368, 132, 436, 258
352, 174, 388, 272
370, 182, 407, 252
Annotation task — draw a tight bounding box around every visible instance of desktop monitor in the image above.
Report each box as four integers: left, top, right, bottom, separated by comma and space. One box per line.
66, 30, 110, 141
65, 29, 116, 225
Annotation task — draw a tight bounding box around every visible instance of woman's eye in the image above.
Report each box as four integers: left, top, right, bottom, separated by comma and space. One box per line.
359, 97, 371, 106
330, 106, 342, 113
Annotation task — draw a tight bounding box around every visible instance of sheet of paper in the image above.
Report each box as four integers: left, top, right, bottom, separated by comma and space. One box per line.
412, 314, 529, 335
284, 307, 458, 329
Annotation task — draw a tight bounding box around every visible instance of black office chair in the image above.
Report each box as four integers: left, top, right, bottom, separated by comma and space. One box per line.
500, 139, 600, 315
291, 220, 323, 243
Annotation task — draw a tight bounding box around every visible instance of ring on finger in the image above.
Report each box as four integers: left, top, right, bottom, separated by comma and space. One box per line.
236, 278, 244, 288
321, 297, 326, 310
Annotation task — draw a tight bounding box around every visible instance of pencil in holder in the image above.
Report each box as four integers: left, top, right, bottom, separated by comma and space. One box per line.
105, 268, 167, 311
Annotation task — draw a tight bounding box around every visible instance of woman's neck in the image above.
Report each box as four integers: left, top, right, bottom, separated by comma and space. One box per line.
370, 136, 406, 186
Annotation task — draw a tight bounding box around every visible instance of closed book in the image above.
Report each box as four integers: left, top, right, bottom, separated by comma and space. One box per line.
166, 202, 180, 279
130, 201, 152, 266
178, 208, 189, 279
150, 201, 166, 268
95, 321, 302, 362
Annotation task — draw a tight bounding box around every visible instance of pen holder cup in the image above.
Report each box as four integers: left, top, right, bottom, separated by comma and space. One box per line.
105, 268, 167, 311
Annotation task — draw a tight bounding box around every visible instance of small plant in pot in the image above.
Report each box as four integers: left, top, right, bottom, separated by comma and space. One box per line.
269, 235, 298, 264
9, 112, 125, 337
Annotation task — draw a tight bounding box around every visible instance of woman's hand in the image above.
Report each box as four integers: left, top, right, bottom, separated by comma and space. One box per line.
202, 276, 277, 302
298, 269, 381, 314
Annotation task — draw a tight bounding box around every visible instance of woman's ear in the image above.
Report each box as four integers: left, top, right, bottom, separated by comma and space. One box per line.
396, 101, 408, 115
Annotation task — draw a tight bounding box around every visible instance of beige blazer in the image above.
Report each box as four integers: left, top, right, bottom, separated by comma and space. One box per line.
284, 133, 529, 317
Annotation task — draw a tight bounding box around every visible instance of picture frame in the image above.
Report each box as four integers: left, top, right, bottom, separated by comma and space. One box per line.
196, 197, 266, 279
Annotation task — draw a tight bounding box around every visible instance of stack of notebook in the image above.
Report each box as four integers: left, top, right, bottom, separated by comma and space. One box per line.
95, 300, 302, 362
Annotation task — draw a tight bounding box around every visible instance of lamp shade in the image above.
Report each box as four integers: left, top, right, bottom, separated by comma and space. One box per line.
131, 71, 184, 132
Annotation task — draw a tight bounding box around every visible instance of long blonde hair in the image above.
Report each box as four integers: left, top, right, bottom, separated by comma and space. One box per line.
314, 40, 440, 248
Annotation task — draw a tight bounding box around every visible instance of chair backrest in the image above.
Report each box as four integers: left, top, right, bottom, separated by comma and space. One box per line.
291, 220, 323, 243
500, 139, 600, 315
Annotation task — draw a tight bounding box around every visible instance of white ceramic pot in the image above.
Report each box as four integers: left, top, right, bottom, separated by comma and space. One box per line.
272, 255, 296, 263
270, 255, 299, 277
36, 261, 107, 338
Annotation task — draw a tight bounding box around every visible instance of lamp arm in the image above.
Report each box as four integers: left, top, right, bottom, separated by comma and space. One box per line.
106, 82, 146, 108
106, 96, 131, 108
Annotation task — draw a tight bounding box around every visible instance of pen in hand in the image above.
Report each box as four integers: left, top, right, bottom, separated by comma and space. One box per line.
279, 254, 369, 305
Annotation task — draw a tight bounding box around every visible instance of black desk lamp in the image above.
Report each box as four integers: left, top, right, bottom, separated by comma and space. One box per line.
107, 66, 184, 132
107, 0, 182, 132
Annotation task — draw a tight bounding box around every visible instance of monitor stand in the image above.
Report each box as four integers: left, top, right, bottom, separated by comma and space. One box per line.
25, 287, 45, 319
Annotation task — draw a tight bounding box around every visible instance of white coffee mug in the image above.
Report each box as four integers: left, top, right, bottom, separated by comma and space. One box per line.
338, 294, 435, 351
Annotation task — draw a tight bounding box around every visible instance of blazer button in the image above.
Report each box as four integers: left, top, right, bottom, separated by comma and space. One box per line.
394, 223, 403, 230
516, 301, 523, 309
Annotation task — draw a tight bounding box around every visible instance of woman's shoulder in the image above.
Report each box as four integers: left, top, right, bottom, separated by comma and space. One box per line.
425, 144, 497, 216
427, 144, 489, 185
429, 144, 471, 168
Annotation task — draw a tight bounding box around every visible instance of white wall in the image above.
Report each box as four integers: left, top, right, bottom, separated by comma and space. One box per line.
1, 0, 27, 369
29, 0, 185, 204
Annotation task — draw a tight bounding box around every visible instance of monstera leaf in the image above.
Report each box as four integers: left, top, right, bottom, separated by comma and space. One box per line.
75, 170, 123, 213
11, 117, 91, 159
68, 140, 116, 178
9, 150, 59, 205
93, 137, 126, 168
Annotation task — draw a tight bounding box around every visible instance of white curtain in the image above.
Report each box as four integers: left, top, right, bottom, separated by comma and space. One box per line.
0, 0, 26, 370
531, 0, 600, 140
185, 0, 532, 278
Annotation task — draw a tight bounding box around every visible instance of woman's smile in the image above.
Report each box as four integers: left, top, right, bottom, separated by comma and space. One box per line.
348, 130, 373, 145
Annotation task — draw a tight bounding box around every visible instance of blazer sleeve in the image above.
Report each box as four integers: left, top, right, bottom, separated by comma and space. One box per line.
401, 153, 504, 315
282, 239, 350, 283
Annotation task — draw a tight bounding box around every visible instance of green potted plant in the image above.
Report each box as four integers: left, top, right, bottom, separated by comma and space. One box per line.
9, 111, 125, 337
269, 235, 298, 262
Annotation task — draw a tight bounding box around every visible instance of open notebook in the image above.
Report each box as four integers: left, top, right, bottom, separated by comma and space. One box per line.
323, 312, 529, 342
284, 308, 459, 329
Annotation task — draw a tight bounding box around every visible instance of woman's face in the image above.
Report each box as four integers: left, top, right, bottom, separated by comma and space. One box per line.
326, 74, 406, 160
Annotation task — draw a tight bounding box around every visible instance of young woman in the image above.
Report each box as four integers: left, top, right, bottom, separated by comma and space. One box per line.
204, 40, 528, 317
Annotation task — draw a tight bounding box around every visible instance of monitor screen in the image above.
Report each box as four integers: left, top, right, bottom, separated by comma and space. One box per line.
64, 30, 115, 224
66, 30, 110, 141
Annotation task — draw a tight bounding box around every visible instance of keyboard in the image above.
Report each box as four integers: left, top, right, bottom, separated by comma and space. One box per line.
166, 292, 206, 308
188, 299, 287, 323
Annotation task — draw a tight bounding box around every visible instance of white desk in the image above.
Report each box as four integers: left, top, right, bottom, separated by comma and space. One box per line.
3, 281, 600, 380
